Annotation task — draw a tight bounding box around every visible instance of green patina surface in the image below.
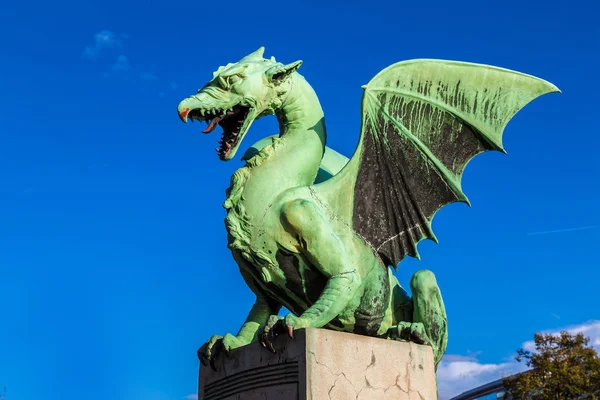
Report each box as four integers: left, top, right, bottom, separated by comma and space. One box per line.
176, 47, 559, 373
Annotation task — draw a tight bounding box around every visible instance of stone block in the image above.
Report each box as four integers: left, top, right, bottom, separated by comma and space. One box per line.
198, 328, 437, 400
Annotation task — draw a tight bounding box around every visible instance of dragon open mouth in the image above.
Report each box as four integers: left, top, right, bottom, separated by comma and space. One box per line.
187, 105, 252, 159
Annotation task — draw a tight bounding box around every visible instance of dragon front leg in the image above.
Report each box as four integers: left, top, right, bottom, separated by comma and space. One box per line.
262, 199, 361, 343
198, 294, 280, 370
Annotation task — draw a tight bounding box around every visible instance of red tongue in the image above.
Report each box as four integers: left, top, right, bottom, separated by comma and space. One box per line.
202, 114, 227, 134
202, 119, 219, 134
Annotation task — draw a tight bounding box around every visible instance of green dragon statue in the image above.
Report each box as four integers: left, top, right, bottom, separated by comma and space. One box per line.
177, 47, 559, 370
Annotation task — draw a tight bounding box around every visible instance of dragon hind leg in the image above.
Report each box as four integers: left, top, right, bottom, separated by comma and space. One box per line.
391, 269, 448, 369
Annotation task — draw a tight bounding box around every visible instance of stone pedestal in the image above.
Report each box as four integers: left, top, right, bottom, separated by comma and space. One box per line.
198, 328, 437, 400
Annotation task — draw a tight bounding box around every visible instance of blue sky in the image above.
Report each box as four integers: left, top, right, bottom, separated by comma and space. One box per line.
0, 0, 598, 399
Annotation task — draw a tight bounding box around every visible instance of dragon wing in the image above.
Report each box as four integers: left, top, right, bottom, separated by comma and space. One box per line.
311, 59, 559, 269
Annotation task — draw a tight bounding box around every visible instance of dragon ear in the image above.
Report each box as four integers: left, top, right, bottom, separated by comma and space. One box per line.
266, 60, 303, 83
212, 63, 234, 79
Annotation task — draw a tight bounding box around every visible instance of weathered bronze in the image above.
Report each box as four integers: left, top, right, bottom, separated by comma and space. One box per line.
177, 47, 559, 369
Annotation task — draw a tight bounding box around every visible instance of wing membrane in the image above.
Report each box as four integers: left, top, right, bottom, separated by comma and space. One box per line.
314, 59, 559, 268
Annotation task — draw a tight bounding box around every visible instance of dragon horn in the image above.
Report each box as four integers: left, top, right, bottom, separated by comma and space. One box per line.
241, 46, 265, 62
266, 60, 303, 82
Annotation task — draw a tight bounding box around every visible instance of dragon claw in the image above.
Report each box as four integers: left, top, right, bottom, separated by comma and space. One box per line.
392, 322, 431, 346
197, 333, 245, 371
259, 314, 303, 353
258, 331, 277, 353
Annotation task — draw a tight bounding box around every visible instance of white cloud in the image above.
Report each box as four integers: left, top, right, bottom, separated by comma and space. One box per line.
437, 320, 600, 400
522, 320, 600, 353
442, 350, 482, 363
84, 30, 127, 60
112, 55, 130, 72
437, 358, 525, 399
184, 395, 197, 400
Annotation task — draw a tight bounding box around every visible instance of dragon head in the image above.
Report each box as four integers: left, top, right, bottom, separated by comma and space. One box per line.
177, 47, 302, 161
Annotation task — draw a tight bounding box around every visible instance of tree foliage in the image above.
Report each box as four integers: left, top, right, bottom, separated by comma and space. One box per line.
503, 331, 600, 399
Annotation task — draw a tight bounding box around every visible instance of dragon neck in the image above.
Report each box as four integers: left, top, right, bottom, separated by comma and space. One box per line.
276, 73, 327, 148
224, 73, 326, 212
273, 72, 327, 180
